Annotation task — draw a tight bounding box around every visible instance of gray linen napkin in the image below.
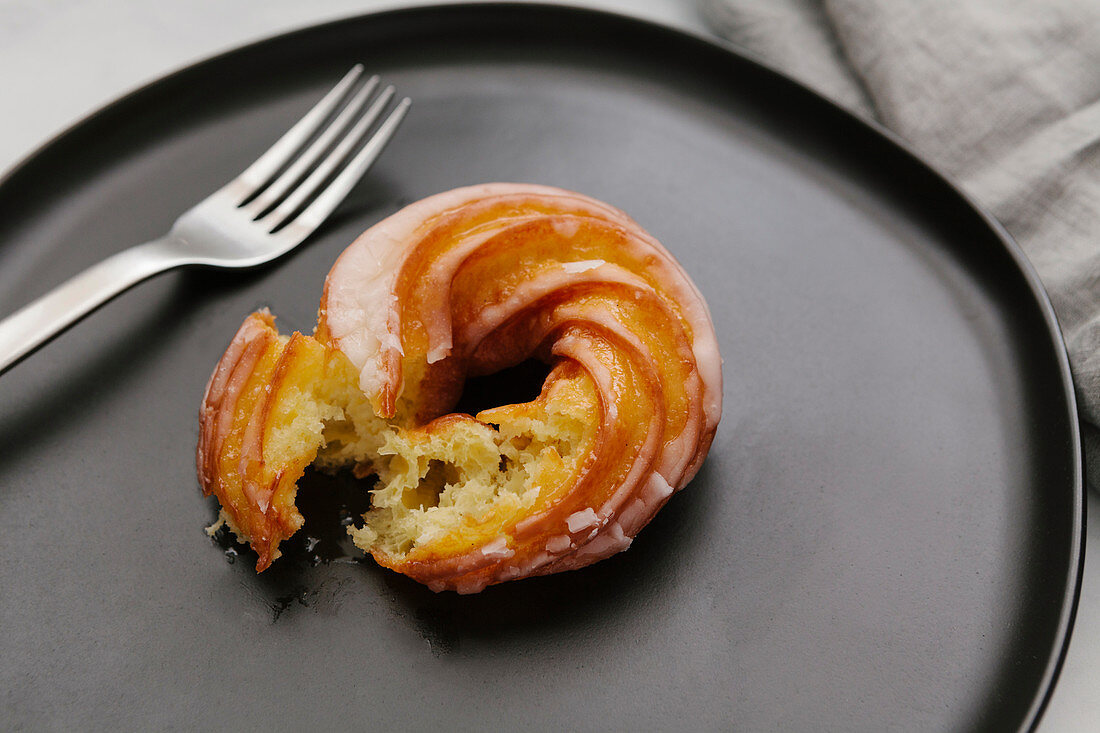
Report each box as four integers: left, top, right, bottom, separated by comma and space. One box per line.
702, 0, 1100, 486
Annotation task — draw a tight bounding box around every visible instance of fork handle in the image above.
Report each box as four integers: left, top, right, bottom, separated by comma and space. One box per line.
0, 237, 186, 375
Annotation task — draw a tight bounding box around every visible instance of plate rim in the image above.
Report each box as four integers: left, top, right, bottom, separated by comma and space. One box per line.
0, 3, 1084, 730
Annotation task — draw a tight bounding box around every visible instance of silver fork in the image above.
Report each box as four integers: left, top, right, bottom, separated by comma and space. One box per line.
0, 65, 410, 375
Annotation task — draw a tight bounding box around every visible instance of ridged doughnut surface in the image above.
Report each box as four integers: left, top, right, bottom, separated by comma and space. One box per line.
197, 183, 722, 593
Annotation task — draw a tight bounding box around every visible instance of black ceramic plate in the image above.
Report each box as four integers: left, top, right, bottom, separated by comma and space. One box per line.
0, 4, 1083, 731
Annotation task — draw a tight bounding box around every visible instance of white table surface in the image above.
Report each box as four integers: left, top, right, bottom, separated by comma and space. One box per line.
1, 0, 1095, 729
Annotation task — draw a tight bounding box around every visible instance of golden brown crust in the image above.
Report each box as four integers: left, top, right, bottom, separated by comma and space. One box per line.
197, 315, 316, 570
197, 184, 722, 590
196, 311, 276, 494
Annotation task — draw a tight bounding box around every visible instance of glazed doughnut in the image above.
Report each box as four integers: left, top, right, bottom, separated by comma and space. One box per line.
197, 183, 722, 593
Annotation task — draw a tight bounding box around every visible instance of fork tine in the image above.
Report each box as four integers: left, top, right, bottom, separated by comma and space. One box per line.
231, 65, 364, 200
262, 90, 408, 234
295, 96, 412, 231
242, 75, 380, 218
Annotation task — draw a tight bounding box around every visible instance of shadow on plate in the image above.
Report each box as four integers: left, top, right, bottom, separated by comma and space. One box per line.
210, 455, 716, 650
